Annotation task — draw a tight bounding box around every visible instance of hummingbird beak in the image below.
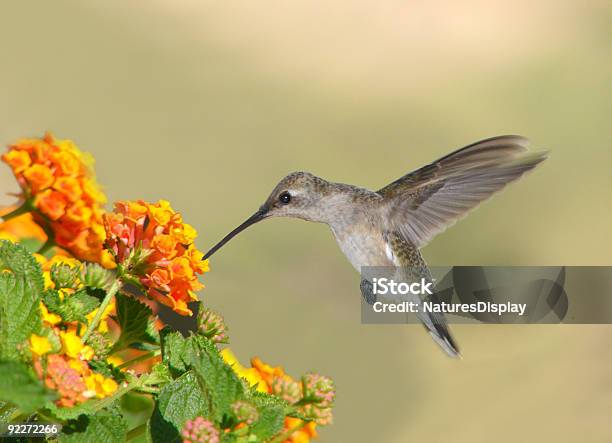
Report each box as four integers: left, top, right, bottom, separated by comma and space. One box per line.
203, 207, 268, 260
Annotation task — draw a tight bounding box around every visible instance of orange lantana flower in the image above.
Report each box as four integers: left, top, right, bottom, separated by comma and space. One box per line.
2, 133, 108, 263
0, 208, 46, 242
249, 358, 317, 441
103, 200, 209, 315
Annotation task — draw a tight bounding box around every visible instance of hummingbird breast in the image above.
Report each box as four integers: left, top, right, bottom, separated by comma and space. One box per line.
329, 221, 397, 271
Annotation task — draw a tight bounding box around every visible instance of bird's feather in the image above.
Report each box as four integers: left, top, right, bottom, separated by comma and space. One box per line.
385, 231, 460, 358
378, 135, 548, 248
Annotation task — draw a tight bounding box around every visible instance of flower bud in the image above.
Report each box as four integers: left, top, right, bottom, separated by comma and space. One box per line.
50, 263, 81, 289
181, 417, 220, 443
197, 307, 228, 344
270, 376, 301, 404
231, 400, 259, 425
300, 403, 333, 425
301, 373, 335, 408
85, 331, 111, 358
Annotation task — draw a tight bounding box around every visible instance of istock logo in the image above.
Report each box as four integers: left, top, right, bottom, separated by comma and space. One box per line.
372, 277, 433, 296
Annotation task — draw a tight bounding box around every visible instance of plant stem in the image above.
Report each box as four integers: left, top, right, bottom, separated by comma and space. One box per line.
1, 200, 32, 221
126, 423, 147, 442
269, 421, 308, 443
116, 350, 161, 370
37, 238, 55, 255
82, 280, 122, 344
133, 386, 159, 395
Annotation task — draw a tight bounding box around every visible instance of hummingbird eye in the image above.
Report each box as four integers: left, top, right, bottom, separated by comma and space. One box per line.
279, 191, 291, 205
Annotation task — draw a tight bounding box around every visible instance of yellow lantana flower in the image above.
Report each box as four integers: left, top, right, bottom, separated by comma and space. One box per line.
30, 334, 52, 356
107, 355, 123, 368
85, 299, 115, 333
85, 373, 118, 398
221, 348, 268, 393
59, 329, 93, 360
40, 302, 61, 326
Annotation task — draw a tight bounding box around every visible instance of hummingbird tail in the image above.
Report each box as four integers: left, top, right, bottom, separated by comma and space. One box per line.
427, 317, 461, 358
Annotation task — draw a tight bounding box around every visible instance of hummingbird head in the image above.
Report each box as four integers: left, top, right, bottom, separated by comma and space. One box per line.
203, 172, 331, 259
261, 171, 331, 220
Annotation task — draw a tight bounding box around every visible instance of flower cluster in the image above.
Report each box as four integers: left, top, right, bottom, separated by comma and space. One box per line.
300, 374, 335, 426
2, 133, 109, 263
35, 254, 115, 332
28, 253, 118, 407
103, 200, 209, 315
1, 132, 337, 442
33, 354, 88, 408
221, 350, 335, 442
181, 416, 220, 443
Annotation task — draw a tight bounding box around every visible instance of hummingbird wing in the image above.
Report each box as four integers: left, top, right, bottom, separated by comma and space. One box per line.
360, 278, 377, 305
377, 135, 548, 248
384, 231, 460, 358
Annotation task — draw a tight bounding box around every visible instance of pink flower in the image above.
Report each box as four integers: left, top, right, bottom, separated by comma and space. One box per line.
181, 417, 219, 443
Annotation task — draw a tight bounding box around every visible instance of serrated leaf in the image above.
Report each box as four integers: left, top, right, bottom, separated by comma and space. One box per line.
248, 392, 289, 440
64, 291, 100, 322
111, 293, 154, 352
81, 263, 114, 290
187, 336, 245, 423
160, 333, 245, 423
46, 400, 98, 421
0, 240, 43, 360
144, 317, 161, 345
161, 330, 188, 376
0, 360, 55, 413
140, 363, 172, 387
41, 289, 62, 312
148, 371, 210, 443
59, 407, 127, 443
42, 289, 100, 323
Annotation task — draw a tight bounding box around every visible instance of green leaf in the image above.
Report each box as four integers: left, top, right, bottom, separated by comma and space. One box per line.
0, 360, 55, 413
0, 401, 18, 424
15, 237, 44, 254
0, 240, 43, 360
187, 336, 245, 423
161, 330, 188, 376
88, 359, 127, 384
111, 293, 154, 352
46, 400, 98, 421
140, 363, 172, 387
43, 289, 101, 323
161, 333, 245, 421
81, 263, 114, 291
62, 290, 100, 323
248, 392, 289, 440
148, 404, 180, 443
148, 371, 210, 443
41, 289, 62, 311
144, 317, 161, 345
59, 407, 128, 443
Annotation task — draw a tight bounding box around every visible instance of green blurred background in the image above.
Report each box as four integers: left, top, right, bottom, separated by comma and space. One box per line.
1, 1, 611, 441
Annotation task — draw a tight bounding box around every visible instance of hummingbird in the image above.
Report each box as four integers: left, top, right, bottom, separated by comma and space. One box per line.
203, 135, 548, 357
